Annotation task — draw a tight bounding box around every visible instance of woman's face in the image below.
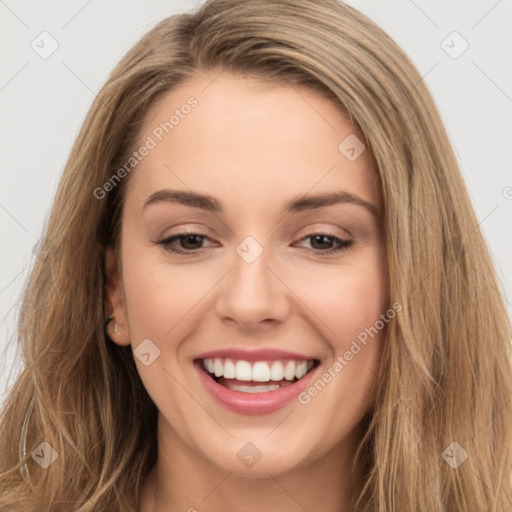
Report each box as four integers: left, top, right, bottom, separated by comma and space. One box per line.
106, 72, 388, 477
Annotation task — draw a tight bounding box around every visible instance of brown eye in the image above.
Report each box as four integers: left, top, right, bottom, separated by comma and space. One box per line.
157, 232, 213, 254
310, 234, 337, 250
176, 234, 205, 250
296, 232, 353, 254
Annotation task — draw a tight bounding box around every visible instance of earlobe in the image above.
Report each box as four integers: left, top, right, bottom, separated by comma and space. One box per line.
105, 315, 130, 346
104, 246, 131, 346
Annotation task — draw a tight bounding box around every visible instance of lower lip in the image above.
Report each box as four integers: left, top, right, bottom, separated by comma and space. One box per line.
196, 361, 317, 415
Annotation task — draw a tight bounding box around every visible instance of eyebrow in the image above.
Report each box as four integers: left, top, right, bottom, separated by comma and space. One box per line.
142, 189, 380, 217
143, 190, 221, 212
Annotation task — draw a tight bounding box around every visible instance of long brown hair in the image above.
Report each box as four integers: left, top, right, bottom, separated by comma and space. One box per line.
1, 1, 511, 510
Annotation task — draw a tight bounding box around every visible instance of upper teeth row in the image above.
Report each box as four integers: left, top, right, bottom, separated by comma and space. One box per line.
203, 358, 314, 382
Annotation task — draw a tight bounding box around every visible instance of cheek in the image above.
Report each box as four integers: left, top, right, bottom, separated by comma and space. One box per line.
120, 243, 215, 416
288, 253, 388, 346
121, 238, 215, 335
295, 258, 387, 428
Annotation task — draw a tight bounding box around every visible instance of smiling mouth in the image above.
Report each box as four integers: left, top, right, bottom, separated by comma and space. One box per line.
197, 357, 320, 393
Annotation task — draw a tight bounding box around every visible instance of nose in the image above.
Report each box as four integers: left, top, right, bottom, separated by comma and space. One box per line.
214, 247, 291, 331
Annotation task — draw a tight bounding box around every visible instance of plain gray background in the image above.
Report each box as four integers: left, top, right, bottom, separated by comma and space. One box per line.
1, 0, 511, 405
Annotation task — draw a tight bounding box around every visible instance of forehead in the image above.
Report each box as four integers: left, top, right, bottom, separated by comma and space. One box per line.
125, 72, 380, 215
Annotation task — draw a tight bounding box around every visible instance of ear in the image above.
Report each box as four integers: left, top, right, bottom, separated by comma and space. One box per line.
105, 246, 131, 346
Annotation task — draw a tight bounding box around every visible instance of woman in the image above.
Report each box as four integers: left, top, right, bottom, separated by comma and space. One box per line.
1, 0, 511, 510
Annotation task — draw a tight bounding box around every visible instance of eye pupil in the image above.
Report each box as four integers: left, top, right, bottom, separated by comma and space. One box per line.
311, 234, 334, 250
181, 234, 203, 249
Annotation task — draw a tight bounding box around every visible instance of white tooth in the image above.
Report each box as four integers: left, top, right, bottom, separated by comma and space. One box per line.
270, 361, 285, 381
307, 360, 314, 371
228, 383, 280, 393
235, 360, 252, 381
252, 361, 271, 382
214, 358, 223, 377
223, 359, 236, 379
283, 361, 296, 380
206, 359, 215, 373
295, 361, 307, 379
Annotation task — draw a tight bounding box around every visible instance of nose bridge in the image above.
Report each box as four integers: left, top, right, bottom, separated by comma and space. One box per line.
215, 235, 290, 327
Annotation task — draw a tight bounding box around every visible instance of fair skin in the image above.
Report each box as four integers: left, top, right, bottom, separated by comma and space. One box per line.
106, 71, 388, 512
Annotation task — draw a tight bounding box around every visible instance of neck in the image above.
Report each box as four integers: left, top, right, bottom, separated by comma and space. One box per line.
139, 415, 365, 512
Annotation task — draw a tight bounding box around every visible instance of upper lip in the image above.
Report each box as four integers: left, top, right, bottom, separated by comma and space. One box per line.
194, 348, 318, 362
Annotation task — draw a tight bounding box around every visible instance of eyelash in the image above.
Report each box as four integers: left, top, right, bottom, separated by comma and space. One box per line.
155, 230, 353, 256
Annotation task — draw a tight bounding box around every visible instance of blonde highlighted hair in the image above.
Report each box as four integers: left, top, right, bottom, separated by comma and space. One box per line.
1, 1, 511, 510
